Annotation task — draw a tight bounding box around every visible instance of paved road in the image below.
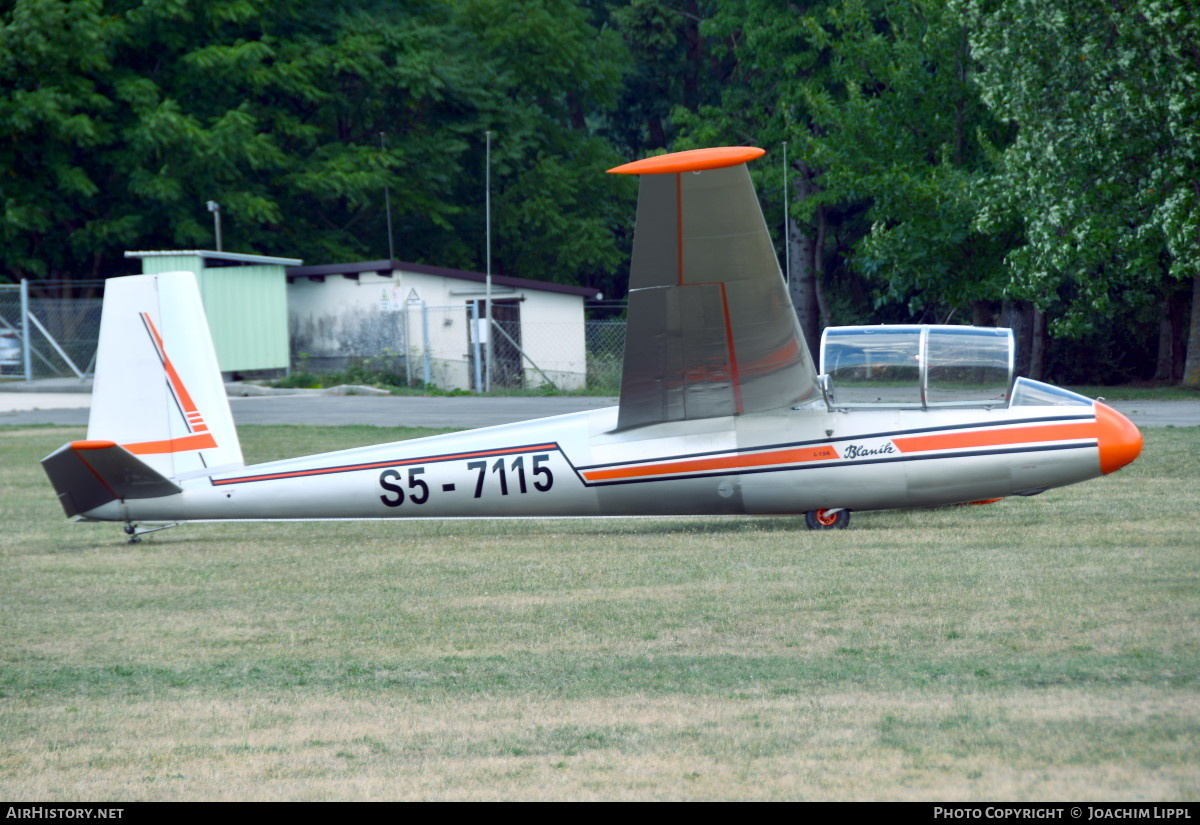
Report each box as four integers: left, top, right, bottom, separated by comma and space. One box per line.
0, 392, 620, 429
1, 388, 1196, 428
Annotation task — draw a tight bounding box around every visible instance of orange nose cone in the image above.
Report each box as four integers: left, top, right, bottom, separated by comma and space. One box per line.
1095, 402, 1143, 474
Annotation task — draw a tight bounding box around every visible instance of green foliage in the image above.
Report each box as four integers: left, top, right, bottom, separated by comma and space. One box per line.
969, 0, 1200, 334
0, 0, 635, 290
2, 0, 1196, 384
798, 0, 1018, 316
603, 0, 724, 155
671, 1, 1018, 325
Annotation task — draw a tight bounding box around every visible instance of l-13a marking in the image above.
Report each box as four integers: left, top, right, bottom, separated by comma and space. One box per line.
42, 146, 1143, 538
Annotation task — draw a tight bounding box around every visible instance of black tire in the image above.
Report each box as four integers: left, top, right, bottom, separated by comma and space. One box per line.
805, 509, 851, 530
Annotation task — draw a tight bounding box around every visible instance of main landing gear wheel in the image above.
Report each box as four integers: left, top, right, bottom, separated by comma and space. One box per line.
805, 509, 850, 530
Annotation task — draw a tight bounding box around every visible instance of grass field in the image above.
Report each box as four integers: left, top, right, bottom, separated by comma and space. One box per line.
1, 424, 1197, 801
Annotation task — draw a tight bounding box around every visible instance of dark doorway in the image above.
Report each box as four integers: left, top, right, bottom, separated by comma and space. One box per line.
467, 299, 523, 388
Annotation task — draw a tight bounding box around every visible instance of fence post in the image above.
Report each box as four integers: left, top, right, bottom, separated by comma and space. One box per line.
470, 301, 483, 393
402, 298, 413, 388
421, 301, 432, 387
20, 278, 30, 382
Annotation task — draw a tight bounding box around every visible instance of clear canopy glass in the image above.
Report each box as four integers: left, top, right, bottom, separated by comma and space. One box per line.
820, 325, 1015, 409
1009, 377, 1093, 407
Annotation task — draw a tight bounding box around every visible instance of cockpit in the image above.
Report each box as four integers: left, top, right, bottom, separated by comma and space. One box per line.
818, 325, 1093, 410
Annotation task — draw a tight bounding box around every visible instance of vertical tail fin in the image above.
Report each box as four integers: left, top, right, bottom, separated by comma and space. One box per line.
607, 147, 819, 430
87, 271, 243, 478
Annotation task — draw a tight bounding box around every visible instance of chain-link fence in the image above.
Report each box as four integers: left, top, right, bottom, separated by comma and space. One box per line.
0, 281, 104, 381
584, 320, 625, 394
379, 305, 627, 394
1, 281, 629, 393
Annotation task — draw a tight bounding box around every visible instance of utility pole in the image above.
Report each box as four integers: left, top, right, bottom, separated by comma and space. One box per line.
380, 132, 395, 262
484, 130, 493, 393
782, 141, 790, 285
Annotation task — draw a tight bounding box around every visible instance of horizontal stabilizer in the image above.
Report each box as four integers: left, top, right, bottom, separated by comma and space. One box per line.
42, 440, 182, 518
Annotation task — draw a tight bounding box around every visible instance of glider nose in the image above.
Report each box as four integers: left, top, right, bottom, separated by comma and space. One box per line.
1095, 401, 1143, 474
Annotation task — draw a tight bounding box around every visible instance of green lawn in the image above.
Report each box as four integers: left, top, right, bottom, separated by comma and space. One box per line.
1, 425, 1197, 800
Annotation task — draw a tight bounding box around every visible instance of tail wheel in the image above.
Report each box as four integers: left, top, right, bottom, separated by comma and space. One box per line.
806, 508, 850, 530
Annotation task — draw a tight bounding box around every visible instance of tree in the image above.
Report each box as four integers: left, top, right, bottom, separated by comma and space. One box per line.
671, 1, 1021, 359
671, 0, 842, 357
0, 0, 121, 279
799, 0, 1019, 328
0, 0, 637, 296
603, 0, 718, 156
968, 0, 1200, 385
451, 0, 634, 294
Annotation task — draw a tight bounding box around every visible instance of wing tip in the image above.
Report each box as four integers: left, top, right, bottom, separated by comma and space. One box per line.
608, 146, 765, 176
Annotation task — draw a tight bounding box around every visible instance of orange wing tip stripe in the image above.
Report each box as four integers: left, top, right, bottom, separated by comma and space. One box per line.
892, 422, 1098, 454
125, 433, 219, 455
71, 440, 119, 451
608, 146, 766, 176
583, 445, 838, 482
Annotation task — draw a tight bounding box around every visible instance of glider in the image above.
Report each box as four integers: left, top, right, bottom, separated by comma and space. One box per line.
42, 146, 1142, 539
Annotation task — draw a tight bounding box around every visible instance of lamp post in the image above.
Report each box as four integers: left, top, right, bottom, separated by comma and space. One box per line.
206, 201, 222, 252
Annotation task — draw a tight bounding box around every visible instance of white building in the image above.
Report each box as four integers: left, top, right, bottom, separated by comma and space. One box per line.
287, 259, 602, 391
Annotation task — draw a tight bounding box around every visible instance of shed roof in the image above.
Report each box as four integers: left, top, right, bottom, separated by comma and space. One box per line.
125, 250, 303, 267
286, 259, 603, 300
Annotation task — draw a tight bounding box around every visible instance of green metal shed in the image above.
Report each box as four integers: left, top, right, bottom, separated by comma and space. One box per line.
124, 250, 302, 375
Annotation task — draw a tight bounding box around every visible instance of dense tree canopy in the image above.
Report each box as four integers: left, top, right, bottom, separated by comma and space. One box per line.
967, 0, 1200, 383
0, 0, 635, 293
801, 0, 1017, 318
0, 0, 1195, 384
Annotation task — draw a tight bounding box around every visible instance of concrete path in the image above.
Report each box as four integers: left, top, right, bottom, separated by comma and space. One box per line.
0, 390, 620, 429
0, 381, 1195, 429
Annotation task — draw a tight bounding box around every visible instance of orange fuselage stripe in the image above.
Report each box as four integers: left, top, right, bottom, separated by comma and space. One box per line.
892, 421, 1097, 453
214, 443, 560, 485
582, 445, 839, 482
582, 421, 1100, 483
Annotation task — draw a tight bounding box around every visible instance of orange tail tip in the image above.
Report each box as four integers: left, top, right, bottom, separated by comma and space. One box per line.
608, 146, 765, 175
1095, 401, 1142, 474
70, 440, 118, 450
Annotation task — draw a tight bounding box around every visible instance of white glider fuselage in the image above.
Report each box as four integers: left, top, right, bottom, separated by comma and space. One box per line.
44, 145, 1142, 532
79, 398, 1130, 524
